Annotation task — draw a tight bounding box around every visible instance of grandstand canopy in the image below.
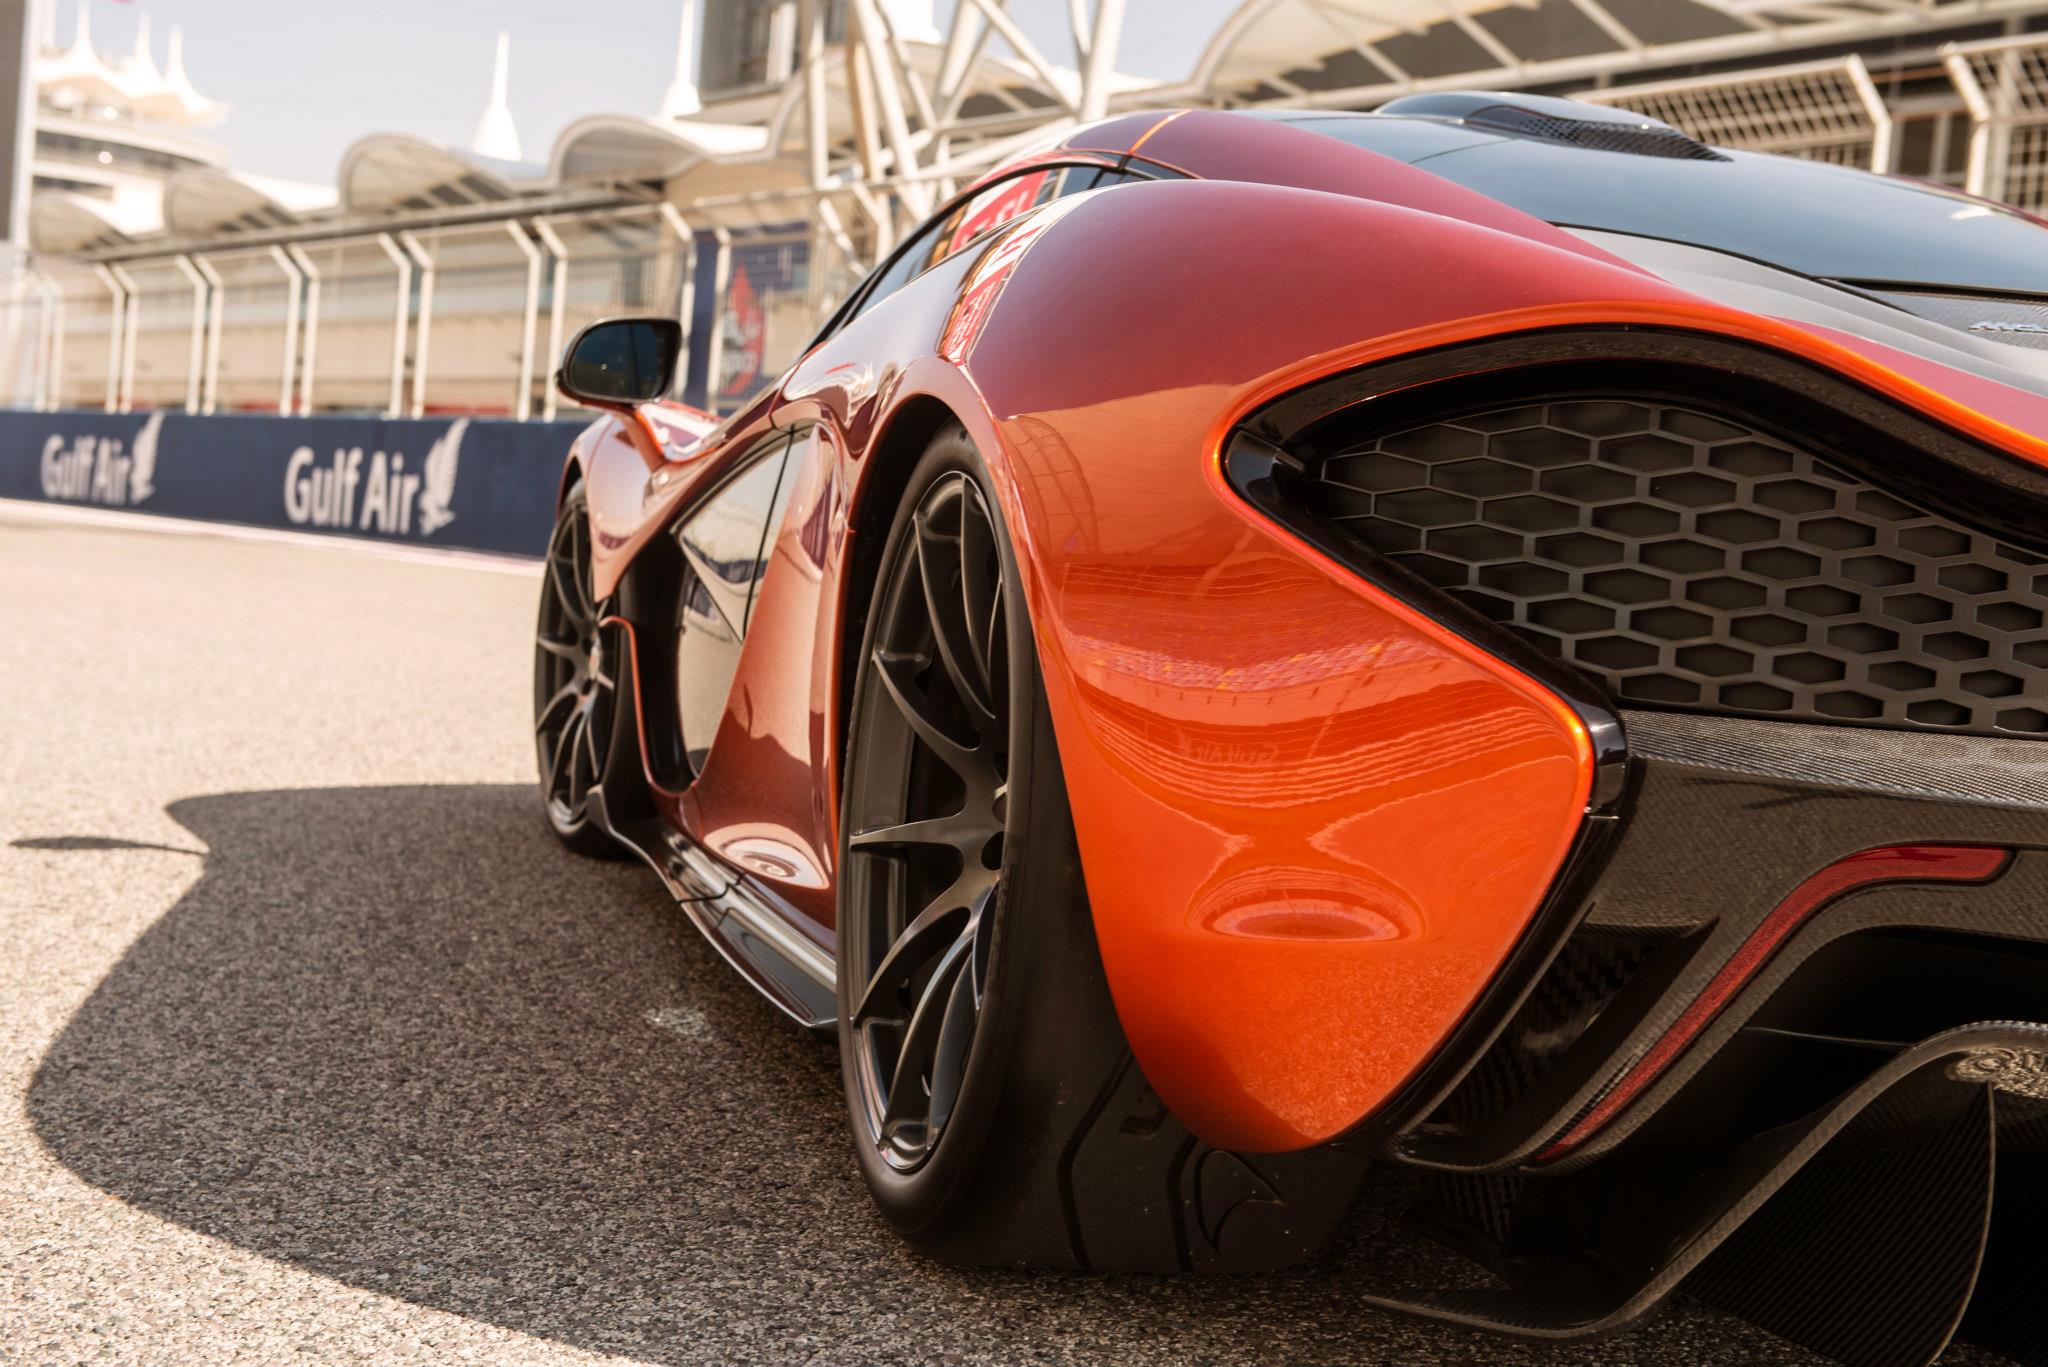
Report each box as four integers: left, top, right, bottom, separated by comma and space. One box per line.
31, 192, 138, 253
551, 115, 771, 184
162, 169, 338, 236
337, 134, 540, 214
1172, 0, 2039, 106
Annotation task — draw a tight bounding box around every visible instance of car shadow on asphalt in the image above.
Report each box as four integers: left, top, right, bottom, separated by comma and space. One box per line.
25, 784, 1823, 1367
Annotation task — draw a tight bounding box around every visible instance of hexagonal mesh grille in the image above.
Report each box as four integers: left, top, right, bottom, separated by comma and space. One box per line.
1304, 397, 2048, 737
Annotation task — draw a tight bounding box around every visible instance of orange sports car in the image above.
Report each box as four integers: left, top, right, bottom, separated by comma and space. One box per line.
533, 94, 2048, 1367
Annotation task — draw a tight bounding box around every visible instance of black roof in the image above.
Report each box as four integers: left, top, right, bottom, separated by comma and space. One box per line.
1257, 96, 2048, 296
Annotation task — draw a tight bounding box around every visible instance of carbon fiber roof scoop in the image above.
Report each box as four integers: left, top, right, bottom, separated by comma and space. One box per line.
1377, 91, 1730, 161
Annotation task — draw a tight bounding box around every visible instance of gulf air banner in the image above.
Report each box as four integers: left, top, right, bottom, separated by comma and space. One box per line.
0, 410, 586, 556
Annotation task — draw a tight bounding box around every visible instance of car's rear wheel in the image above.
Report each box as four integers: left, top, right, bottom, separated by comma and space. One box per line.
837, 426, 1370, 1271
534, 482, 622, 857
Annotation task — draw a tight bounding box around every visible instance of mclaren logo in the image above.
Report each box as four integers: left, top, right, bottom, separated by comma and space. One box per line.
1969, 319, 2048, 335
283, 418, 465, 538
38, 411, 164, 507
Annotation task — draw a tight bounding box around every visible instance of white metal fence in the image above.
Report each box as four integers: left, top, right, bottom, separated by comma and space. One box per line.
537, 206, 693, 420
200, 245, 300, 413
0, 204, 854, 420
1945, 33, 2048, 213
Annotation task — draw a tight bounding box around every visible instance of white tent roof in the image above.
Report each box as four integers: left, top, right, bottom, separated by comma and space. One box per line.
162, 168, 337, 236
31, 191, 148, 252
336, 134, 538, 214
550, 115, 771, 184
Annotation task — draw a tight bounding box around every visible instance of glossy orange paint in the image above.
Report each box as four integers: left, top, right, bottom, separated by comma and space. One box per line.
571, 123, 2048, 1154
681, 425, 844, 925
934, 179, 2048, 1150
1125, 109, 1648, 275
947, 183, 1652, 1150
1056, 109, 1182, 159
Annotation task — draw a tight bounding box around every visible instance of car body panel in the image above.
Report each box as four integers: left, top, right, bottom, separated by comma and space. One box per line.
564, 114, 2048, 1154
1121, 107, 1649, 275
679, 423, 843, 927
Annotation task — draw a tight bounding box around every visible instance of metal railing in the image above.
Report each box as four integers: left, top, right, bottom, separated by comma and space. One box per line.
0, 205, 834, 421
1944, 33, 2048, 213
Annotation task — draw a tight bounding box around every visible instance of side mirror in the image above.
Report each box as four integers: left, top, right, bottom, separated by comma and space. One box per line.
556, 316, 683, 409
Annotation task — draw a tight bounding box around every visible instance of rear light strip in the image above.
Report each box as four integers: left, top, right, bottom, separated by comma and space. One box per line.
1536, 843, 2013, 1162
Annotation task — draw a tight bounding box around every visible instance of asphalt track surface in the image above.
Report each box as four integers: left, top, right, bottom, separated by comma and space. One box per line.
1, 505, 1995, 1366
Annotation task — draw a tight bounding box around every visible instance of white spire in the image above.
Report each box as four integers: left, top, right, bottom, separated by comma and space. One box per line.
127, 11, 159, 83
469, 30, 522, 162
70, 0, 91, 56
660, 0, 700, 120
165, 24, 188, 84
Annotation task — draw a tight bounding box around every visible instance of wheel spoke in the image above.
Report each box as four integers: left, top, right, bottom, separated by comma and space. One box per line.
978, 577, 1003, 705
852, 879, 980, 1024
574, 519, 598, 620
535, 681, 579, 736
535, 632, 580, 662
924, 954, 978, 1134
580, 699, 604, 791
914, 506, 996, 727
546, 704, 586, 801
969, 888, 995, 1007
873, 649, 983, 776
548, 551, 588, 630
880, 931, 973, 1133
849, 813, 982, 852
959, 495, 1001, 697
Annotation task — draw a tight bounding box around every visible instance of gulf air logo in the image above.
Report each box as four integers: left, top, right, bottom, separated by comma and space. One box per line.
38, 411, 163, 507
1969, 320, 2048, 335
283, 418, 464, 537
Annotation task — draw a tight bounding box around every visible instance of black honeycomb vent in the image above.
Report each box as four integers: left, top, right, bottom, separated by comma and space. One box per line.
1302, 395, 2048, 738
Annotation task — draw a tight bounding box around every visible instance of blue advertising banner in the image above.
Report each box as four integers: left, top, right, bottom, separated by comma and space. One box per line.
0, 409, 589, 557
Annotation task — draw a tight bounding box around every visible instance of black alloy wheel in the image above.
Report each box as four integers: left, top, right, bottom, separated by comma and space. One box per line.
534, 484, 621, 856
842, 467, 1012, 1172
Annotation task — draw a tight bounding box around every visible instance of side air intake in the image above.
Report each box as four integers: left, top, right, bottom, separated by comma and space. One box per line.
1298, 390, 2048, 739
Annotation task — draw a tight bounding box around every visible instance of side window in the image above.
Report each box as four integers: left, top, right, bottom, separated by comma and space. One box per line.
673, 434, 795, 770
930, 164, 1125, 267
839, 163, 1126, 328
679, 442, 789, 633
838, 217, 953, 329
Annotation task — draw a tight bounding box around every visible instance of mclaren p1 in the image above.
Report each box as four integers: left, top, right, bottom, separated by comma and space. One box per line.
533, 93, 2048, 1367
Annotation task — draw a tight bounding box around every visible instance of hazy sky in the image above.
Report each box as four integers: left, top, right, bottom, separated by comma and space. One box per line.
54, 0, 1239, 184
